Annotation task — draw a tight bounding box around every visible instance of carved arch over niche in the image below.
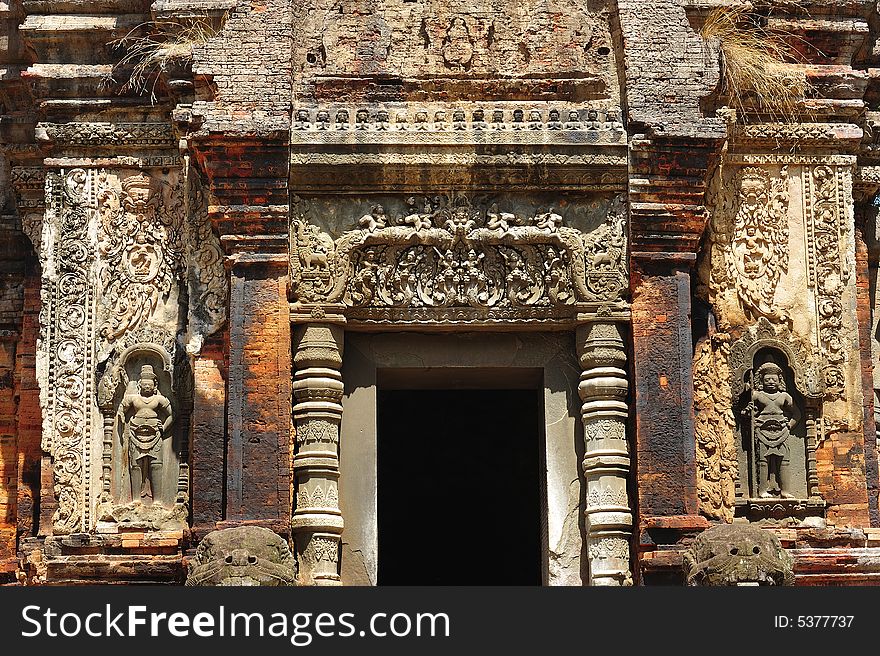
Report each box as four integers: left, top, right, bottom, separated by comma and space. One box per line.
289, 193, 629, 326
729, 318, 825, 524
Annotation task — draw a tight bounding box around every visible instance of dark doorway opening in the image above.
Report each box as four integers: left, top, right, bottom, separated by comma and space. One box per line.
377, 388, 544, 585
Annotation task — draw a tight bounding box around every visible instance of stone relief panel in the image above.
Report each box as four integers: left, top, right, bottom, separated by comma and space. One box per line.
693, 333, 738, 523
698, 157, 862, 522
38, 166, 228, 534
290, 193, 627, 324
729, 320, 824, 525
293, 1, 619, 102
707, 164, 790, 325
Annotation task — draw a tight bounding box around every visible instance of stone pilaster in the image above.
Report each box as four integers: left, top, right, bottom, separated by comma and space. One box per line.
577, 321, 632, 586
291, 321, 344, 586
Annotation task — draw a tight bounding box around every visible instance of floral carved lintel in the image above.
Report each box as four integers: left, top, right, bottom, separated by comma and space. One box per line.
290, 194, 628, 323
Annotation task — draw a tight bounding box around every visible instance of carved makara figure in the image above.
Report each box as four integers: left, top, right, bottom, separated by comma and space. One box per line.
745, 361, 800, 498
116, 365, 173, 503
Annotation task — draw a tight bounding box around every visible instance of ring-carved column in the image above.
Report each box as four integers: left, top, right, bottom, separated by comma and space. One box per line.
577, 321, 633, 586
292, 322, 344, 585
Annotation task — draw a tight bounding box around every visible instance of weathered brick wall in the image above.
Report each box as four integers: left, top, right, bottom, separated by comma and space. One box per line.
192, 0, 293, 136
191, 333, 227, 539
613, 0, 724, 138
631, 268, 698, 519
14, 271, 40, 544
224, 262, 291, 528
0, 218, 30, 574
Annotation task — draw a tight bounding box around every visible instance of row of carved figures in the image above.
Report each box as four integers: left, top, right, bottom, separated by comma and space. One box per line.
293, 107, 625, 132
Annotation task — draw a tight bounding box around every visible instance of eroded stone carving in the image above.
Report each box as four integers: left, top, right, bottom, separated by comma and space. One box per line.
694, 334, 738, 522
578, 321, 632, 586
722, 166, 790, 324
116, 364, 174, 504
97, 171, 184, 351
804, 164, 851, 398
684, 524, 794, 586
186, 527, 298, 586
291, 194, 627, 322
729, 319, 824, 522
183, 168, 228, 354
39, 169, 97, 533
39, 164, 226, 534
745, 360, 801, 499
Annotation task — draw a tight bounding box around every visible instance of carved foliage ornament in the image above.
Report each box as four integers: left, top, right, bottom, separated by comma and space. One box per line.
693, 334, 738, 522
290, 195, 627, 317
97, 172, 184, 348
41, 169, 97, 533
804, 165, 850, 398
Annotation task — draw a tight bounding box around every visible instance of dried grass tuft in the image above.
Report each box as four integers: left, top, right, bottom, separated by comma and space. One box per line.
108, 18, 222, 101
701, 5, 811, 122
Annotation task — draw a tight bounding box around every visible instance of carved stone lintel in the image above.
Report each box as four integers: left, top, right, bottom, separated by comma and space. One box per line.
290, 194, 628, 326
577, 321, 632, 586
292, 323, 344, 585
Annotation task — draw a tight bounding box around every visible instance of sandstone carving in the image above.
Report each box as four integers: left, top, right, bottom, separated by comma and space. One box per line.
726, 166, 790, 324
684, 524, 794, 586
729, 319, 824, 520
804, 164, 851, 398
39, 169, 99, 533
116, 364, 174, 504
745, 360, 801, 499
186, 527, 298, 586
693, 334, 738, 522
290, 194, 628, 322
97, 171, 184, 351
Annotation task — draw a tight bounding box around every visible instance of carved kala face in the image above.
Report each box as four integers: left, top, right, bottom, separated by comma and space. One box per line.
740, 176, 767, 208
685, 524, 794, 586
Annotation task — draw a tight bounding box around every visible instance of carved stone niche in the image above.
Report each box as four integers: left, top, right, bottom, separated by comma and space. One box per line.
96, 343, 188, 531
730, 318, 825, 525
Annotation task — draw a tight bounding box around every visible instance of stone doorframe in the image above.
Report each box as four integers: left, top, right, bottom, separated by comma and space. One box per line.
287, 104, 633, 584
290, 316, 632, 586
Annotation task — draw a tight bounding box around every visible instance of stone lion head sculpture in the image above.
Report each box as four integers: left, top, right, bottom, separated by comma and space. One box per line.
684, 524, 794, 586
186, 526, 298, 586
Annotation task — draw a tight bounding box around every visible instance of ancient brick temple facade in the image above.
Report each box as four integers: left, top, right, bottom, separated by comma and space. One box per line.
1, 0, 880, 586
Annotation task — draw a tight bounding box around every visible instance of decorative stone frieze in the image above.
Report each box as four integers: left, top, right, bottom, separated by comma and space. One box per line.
37, 165, 227, 535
